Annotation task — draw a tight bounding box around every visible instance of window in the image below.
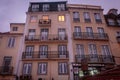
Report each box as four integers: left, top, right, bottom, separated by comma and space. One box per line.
23, 63, 32, 74
41, 29, 49, 40
58, 15, 65, 21
58, 4, 65, 11
30, 16, 37, 22
42, 15, 49, 20
38, 63, 47, 74
74, 26, 81, 38
101, 45, 111, 55
117, 19, 120, 25
88, 44, 98, 61
58, 45, 67, 58
58, 62, 68, 74
108, 19, 115, 25
43, 4, 49, 11
73, 12, 80, 22
25, 46, 34, 58
76, 44, 84, 55
98, 27, 105, 38
86, 27, 93, 38
12, 27, 18, 31
58, 28, 66, 40
39, 45, 48, 58
3, 56, 12, 66
94, 13, 102, 23
2, 56, 12, 73
83, 12, 91, 22
88, 44, 97, 55
28, 29, 35, 39
32, 4, 39, 12
8, 37, 15, 48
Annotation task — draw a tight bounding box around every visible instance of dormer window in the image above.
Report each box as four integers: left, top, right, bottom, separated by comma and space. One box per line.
32, 4, 39, 12
58, 4, 65, 11
108, 19, 115, 26
43, 4, 49, 11
12, 27, 18, 31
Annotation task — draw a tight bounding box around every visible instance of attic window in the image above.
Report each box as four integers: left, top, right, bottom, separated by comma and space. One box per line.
108, 19, 115, 25
12, 27, 18, 31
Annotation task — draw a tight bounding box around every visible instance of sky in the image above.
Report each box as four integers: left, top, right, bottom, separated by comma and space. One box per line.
0, 0, 120, 32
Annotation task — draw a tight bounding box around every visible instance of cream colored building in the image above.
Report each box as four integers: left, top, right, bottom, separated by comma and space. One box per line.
0, 23, 24, 80
0, 1, 120, 80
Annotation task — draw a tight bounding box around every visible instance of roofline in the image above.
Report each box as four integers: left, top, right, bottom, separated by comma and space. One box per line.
29, 1, 67, 4
10, 23, 25, 25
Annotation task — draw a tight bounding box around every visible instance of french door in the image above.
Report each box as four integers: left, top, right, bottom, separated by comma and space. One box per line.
86, 27, 93, 38
88, 44, 98, 62
25, 46, 34, 58
28, 29, 35, 40
58, 28, 66, 40
58, 45, 67, 58
41, 29, 48, 40
39, 45, 48, 58
74, 26, 81, 38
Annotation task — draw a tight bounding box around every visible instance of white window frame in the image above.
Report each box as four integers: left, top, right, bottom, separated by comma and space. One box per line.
58, 62, 68, 74
23, 63, 32, 74
58, 4, 65, 11
76, 44, 84, 55
25, 46, 34, 58
101, 45, 111, 55
38, 63, 47, 74
94, 13, 101, 20
8, 37, 15, 48
43, 4, 49, 11
32, 4, 39, 11
84, 12, 90, 19
73, 12, 79, 19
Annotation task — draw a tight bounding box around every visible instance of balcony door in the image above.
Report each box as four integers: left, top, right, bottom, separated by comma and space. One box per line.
39, 45, 48, 58
2, 57, 12, 73
28, 29, 35, 40
101, 45, 112, 62
98, 27, 105, 38
41, 29, 48, 40
76, 44, 84, 62
88, 44, 98, 62
74, 26, 81, 38
25, 46, 34, 58
86, 27, 93, 38
58, 45, 67, 58
58, 28, 66, 40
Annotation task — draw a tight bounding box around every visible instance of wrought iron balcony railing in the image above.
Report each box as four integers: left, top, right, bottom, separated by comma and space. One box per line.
0, 66, 13, 75
22, 51, 69, 60
25, 34, 68, 42
39, 19, 51, 27
75, 54, 115, 63
73, 32, 108, 40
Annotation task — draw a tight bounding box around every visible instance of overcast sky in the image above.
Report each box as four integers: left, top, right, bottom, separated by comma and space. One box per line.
0, 0, 120, 32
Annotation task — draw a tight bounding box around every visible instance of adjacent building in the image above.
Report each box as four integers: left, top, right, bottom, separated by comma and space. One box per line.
0, 1, 119, 80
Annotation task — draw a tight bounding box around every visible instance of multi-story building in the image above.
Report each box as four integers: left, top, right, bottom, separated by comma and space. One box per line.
0, 1, 120, 80
68, 4, 115, 80
104, 9, 120, 65
0, 23, 24, 80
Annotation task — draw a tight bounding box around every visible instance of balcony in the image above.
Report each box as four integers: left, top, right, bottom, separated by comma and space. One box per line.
0, 66, 13, 75
84, 19, 91, 23
19, 75, 32, 80
22, 51, 69, 60
73, 18, 80, 22
75, 54, 115, 64
73, 32, 108, 41
39, 19, 51, 27
25, 34, 68, 43
95, 19, 102, 23
116, 36, 120, 43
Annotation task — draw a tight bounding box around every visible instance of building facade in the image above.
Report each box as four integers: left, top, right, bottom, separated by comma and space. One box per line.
0, 1, 120, 80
